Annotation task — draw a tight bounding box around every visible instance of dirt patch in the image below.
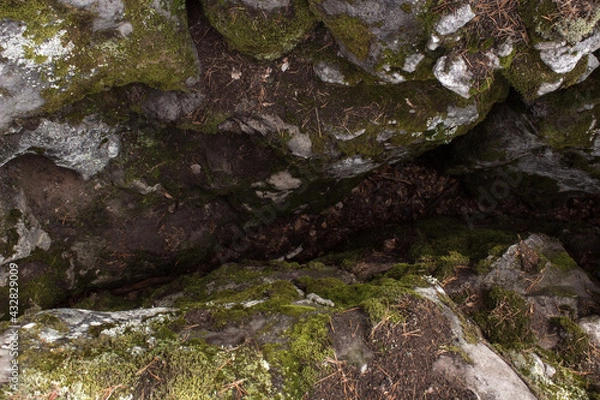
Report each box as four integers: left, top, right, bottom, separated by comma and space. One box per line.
311, 297, 477, 399
3, 154, 93, 235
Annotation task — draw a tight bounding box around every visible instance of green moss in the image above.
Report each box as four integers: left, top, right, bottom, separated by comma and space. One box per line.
178, 263, 268, 301
400, 3, 412, 13
548, 251, 579, 273
0, 244, 73, 319
410, 216, 515, 265
0, 0, 65, 44
336, 127, 386, 158
420, 251, 470, 282
555, 10, 600, 44
474, 287, 535, 349
440, 345, 474, 364
314, 250, 361, 269
532, 78, 600, 150
32, 313, 69, 333
298, 276, 375, 308
317, 14, 374, 62
266, 314, 333, 397
550, 316, 590, 367
519, 0, 599, 44
502, 45, 590, 101
74, 292, 142, 312
1, 0, 199, 112
203, 0, 316, 60
205, 280, 303, 326
15, 310, 282, 399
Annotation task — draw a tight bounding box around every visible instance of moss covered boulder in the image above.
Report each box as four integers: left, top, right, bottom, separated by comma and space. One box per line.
0, 0, 200, 130
305, 0, 600, 100
201, 0, 317, 60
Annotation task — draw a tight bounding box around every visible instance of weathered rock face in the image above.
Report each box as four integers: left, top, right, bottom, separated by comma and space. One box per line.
1, 116, 120, 180
439, 67, 600, 197
0, 0, 199, 130
305, 0, 600, 100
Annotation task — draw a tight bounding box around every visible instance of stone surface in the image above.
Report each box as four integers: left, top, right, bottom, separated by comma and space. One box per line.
310, 0, 430, 82
446, 101, 600, 194
536, 31, 600, 75
11, 252, 588, 398
313, 61, 351, 85
418, 285, 537, 400
1, 117, 120, 180
434, 4, 475, 36
0, 0, 199, 131
0, 185, 51, 266
142, 89, 205, 122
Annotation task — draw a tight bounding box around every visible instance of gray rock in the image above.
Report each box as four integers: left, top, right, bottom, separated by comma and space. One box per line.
579, 316, 600, 346
240, 0, 289, 12
450, 104, 600, 194
331, 155, 378, 179
536, 31, 600, 74
313, 61, 351, 85
58, 0, 126, 32
253, 170, 304, 203
577, 54, 600, 83
142, 90, 206, 122
433, 55, 473, 98
537, 78, 564, 97
313, 0, 429, 78
0, 21, 73, 131
287, 132, 313, 158
1, 116, 120, 180
434, 4, 475, 36
0, 189, 51, 267
482, 234, 599, 301
417, 285, 537, 400
0, 0, 199, 131
24, 307, 175, 341
402, 53, 425, 73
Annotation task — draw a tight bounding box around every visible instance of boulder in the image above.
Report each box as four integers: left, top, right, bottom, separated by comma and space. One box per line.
0, 0, 200, 131
201, 0, 316, 60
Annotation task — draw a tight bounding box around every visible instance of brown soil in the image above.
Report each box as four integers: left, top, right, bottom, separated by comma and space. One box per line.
311, 297, 477, 400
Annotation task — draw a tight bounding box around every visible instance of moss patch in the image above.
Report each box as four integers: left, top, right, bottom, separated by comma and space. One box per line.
315, 14, 374, 62
474, 287, 535, 350
410, 216, 516, 264
0, 0, 199, 112
202, 0, 316, 60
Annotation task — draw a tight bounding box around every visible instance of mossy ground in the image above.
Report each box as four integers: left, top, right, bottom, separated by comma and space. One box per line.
7, 243, 495, 399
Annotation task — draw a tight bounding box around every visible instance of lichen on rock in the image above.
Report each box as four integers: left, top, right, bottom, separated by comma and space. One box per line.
1, 116, 120, 180
0, 0, 200, 129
